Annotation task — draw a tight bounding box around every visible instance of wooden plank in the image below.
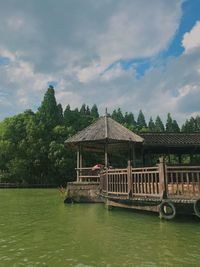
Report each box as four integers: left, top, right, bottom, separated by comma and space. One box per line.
181, 172, 184, 195
192, 172, 195, 195
175, 172, 179, 195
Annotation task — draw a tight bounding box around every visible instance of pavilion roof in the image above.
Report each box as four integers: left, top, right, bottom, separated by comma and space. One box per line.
65, 116, 143, 145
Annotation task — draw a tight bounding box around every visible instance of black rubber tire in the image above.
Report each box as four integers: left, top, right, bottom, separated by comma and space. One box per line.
159, 201, 176, 220
194, 199, 200, 218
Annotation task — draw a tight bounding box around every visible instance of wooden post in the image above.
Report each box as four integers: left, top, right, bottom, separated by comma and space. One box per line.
80, 146, 83, 178
76, 147, 80, 182
158, 157, 166, 199
104, 109, 108, 168
105, 144, 108, 168
127, 160, 132, 198
105, 167, 108, 194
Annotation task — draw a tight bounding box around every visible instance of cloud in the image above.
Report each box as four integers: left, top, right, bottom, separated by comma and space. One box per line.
182, 21, 200, 52
2, 0, 200, 126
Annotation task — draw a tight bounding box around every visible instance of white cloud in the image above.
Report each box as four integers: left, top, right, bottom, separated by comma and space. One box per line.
2, 0, 200, 126
182, 21, 200, 52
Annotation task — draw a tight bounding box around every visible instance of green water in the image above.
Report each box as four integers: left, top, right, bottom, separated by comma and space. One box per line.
0, 189, 200, 267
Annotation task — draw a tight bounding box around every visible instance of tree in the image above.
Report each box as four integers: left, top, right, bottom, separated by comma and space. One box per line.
112, 108, 124, 124
155, 116, 165, 132
90, 104, 99, 119
148, 117, 155, 132
37, 86, 62, 129
80, 104, 86, 114
165, 113, 173, 132
137, 110, 147, 131
172, 119, 180, 132
124, 112, 136, 127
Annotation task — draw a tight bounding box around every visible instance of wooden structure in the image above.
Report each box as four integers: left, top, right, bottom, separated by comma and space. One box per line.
100, 158, 200, 219
65, 113, 143, 182
65, 116, 200, 219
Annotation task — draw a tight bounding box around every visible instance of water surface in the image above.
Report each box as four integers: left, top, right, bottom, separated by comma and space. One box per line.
0, 189, 199, 267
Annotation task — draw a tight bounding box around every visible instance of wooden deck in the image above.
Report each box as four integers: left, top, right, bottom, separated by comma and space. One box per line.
99, 160, 200, 219
100, 163, 200, 200
74, 160, 200, 219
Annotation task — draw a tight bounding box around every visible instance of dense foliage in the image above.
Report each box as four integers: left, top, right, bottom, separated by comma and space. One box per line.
0, 86, 199, 186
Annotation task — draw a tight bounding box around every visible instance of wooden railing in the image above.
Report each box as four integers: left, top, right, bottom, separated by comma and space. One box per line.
100, 160, 200, 200
131, 167, 160, 197
166, 166, 200, 198
107, 168, 128, 195
76, 167, 100, 182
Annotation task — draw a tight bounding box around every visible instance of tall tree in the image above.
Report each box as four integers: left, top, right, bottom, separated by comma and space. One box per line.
137, 110, 147, 131
37, 86, 62, 129
112, 108, 124, 124
155, 116, 165, 132
165, 113, 173, 132
80, 104, 86, 114
172, 119, 180, 132
90, 104, 99, 119
148, 117, 156, 132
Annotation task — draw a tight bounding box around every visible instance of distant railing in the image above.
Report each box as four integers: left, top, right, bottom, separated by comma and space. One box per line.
76, 167, 100, 182
166, 166, 200, 198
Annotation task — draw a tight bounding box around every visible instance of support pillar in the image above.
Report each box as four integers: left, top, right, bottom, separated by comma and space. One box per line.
127, 160, 132, 197
76, 147, 80, 182
80, 146, 83, 178
105, 143, 108, 168
158, 157, 166, 199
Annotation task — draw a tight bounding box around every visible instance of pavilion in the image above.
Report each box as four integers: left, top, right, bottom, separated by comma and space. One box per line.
64, 115, 200, 219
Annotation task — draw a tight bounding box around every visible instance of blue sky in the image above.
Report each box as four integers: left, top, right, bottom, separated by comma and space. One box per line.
0, 0, 200, 124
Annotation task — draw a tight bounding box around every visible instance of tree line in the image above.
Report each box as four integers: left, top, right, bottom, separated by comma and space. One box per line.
0, 86, 199, 186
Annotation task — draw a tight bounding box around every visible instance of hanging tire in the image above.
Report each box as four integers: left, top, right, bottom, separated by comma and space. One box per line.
159, 201, 176, 220
194, 199, 200, 218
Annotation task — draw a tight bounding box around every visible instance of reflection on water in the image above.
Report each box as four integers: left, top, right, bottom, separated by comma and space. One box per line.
0, 189, 199, 267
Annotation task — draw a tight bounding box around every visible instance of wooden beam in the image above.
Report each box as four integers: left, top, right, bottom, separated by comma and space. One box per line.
105, 143, 108, 167
132, 143, 136, 168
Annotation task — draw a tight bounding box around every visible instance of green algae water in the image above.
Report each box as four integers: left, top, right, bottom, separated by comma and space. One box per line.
0, 189, 200, 267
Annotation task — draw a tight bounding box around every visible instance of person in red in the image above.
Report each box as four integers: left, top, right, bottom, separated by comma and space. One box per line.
92, 163, 103, 171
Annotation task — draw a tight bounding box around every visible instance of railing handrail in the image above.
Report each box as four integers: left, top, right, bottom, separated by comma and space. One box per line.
76, 167, 97, 170
167, 166, 200, 169
132, 166, 159, 171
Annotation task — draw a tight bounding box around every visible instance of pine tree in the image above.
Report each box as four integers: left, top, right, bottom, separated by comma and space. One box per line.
57, 104, 64, 125
80, 104, 86, 114
148, 117, 155, 132
37, 86, 62, 129
112, 108, 124, 124
137, 110, 147, 130
155, 116, 165, 132
90, 104, 99, 119
124, 112, 136, 127
85, 105, 90, 116
195, 116, 200, 132
172, 119, 180, 132
165, 113, 173, 132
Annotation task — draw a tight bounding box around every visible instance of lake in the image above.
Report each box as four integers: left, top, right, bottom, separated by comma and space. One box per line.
0, 189, 199, 267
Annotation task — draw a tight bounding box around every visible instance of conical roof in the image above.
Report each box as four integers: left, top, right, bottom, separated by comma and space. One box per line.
65, 116, 143, 145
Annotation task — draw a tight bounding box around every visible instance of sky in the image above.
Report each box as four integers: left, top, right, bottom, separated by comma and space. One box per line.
0, 0, 200, 124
